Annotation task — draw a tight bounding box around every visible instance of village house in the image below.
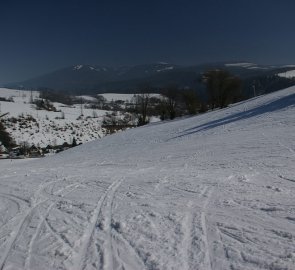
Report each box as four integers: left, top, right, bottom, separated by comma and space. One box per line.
29, 145, 44, 158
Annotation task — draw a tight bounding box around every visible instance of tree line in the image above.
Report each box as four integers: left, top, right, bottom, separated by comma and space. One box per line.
132, 69, 243, 125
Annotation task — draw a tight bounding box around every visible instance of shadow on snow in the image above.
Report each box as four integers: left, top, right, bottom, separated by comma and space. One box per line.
172, 93, 295, 139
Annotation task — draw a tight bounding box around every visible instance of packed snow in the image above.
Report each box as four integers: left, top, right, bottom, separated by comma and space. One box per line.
0, 86, 294, 269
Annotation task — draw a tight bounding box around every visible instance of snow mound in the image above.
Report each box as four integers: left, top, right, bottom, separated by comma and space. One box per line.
0, 87, 294, 269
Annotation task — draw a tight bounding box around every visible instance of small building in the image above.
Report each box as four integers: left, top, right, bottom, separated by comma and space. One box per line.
9, 146, 21, 158
29, 145, 44, 158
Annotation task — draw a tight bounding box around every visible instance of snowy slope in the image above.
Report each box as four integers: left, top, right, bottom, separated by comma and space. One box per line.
0, 86, 294, 269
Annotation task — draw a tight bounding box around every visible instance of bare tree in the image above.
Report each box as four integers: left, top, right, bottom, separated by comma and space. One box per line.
203, 70, 241, 109
0, 121, 14, 149
135, 93, 150, 126
181, 89, 199, 115
161, 85, 180, 119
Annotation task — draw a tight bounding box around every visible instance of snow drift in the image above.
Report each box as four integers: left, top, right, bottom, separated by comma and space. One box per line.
0, 86, 294, 270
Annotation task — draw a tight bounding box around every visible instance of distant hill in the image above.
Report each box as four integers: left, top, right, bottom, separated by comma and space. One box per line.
6, 62, 295, 96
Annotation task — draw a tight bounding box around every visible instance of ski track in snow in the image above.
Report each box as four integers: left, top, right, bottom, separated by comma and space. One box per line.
0, 86, 295, 269
74, 177, 124, 270
180, 185, 213, 270
25, 183, 80, 270
0, 177, 79, 270
200, 188, 213, 270
182, 200, 193, 270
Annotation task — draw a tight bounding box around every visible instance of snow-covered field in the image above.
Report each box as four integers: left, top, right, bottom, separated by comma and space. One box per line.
0, 88, 108, 146
0, 86, 294, 269
278, 70, 295, 78
100, 93, 161, 102
100, 93, 136, 102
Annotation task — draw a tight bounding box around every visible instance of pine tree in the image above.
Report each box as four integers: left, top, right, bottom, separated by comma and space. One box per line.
0, 121, 14, 149
72, 137, 77, 147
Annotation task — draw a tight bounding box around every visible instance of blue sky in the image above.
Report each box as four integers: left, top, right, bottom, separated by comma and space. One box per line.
0, 0, 295, 83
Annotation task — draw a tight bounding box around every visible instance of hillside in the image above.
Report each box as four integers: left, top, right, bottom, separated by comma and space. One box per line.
0, 86, 294, 269
0, 88, 137, 148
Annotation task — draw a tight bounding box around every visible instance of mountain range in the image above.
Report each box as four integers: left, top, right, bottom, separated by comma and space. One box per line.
6, 62, 295, 95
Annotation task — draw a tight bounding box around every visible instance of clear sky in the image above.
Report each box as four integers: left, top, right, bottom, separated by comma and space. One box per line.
1, 0, 295, 84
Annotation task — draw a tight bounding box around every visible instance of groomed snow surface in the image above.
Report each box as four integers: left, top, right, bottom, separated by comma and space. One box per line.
0, 87, 295, 270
